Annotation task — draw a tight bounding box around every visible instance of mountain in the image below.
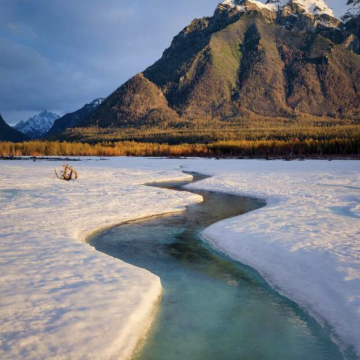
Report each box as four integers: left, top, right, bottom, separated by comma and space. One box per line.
342, 0, 360, 20
342, 0, 360, 39
14, 110, 60, 139
0, 114, 28, 142
65, 0, 360, 141
46, 99, 104, 137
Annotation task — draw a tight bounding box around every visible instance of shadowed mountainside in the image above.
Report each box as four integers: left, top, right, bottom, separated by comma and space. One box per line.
47, 99, 104, 137
0, 114, 28, 142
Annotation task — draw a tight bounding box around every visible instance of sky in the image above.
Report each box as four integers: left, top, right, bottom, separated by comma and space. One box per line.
0, 0, 348, 125
0, 0, 220, 125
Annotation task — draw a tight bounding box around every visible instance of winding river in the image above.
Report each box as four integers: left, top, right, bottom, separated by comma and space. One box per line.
88, 173, 344, 360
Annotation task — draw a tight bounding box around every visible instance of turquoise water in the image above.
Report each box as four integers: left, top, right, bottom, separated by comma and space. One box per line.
89, 173, 344, 360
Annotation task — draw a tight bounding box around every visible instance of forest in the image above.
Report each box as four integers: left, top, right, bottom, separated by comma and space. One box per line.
2, 116, 359, 158
0, 138, 359, 158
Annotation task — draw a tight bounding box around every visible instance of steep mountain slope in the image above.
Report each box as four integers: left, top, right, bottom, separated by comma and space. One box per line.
0, 114, 28, 142
72, 0, 360, 135
15, 111, 60, 139
47, 99, 104, 137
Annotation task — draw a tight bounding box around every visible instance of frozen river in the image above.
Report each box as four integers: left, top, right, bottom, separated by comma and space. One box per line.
89, 173, 345, 360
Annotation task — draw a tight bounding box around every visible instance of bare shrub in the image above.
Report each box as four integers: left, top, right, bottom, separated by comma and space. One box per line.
54, 164, 78, 181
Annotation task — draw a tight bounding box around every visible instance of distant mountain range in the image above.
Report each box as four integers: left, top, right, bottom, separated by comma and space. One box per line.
0, 114, 28, 142
14, 111, 60, 139
61, 0, 360, 141
1, 99, 104, 142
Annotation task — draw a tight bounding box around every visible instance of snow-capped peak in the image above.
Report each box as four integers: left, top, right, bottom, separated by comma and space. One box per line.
220, 0, 338, 18
14, 110, 60, 139
221, 0, 274, 12
266, 0, 335, 17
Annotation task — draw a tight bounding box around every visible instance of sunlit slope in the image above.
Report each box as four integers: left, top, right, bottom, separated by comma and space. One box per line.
59, 2, 360, 141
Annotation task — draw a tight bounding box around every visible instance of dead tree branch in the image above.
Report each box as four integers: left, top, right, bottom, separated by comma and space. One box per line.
54, 164, 78, 181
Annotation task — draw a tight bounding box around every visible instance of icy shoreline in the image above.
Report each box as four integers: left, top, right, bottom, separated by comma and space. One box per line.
183, 160, 360, 358
0, 159, 202, 360
1, 158, 359, 359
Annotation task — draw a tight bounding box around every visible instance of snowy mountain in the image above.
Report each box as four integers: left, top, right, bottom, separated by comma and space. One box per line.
46, 99, 104, 137
221, 0, 341, 30
269, 0, 335, 16
14, 110, 60, 139
222, 0, 335, 18
223, 0, 360, 21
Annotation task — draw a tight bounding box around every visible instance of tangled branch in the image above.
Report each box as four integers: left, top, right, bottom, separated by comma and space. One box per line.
54, 164, 78, 181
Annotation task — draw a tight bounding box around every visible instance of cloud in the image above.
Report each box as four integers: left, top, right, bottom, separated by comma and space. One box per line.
0, 38, 100, 114
0, 0, 220, 123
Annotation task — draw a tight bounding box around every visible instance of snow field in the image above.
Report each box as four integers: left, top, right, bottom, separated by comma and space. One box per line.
0, 159, 202, 360
182, 159, 360, 357
1, 158, 359, 358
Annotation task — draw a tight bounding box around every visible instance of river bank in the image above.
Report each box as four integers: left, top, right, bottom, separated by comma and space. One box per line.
0, 158, 359, 359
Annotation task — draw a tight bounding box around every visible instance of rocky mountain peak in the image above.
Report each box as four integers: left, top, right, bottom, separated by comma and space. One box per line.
14, 110, 60, 139
220, 0, 334, 15
266, 0, 334, 16
218, 0, 340, 30
39, 109, 51, 115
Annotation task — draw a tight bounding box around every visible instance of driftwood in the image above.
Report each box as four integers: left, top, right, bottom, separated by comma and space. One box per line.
54, 164, 78, 181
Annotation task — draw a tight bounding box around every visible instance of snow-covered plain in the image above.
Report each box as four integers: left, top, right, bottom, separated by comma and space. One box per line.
0, 158, 359, 359
0, 159, 201, 360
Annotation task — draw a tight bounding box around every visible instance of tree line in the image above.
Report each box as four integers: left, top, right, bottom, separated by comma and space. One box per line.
0, 138, 359, 158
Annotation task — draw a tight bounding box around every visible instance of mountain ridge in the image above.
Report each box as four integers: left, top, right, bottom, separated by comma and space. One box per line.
47, 98, 104, 137
228, 0, 359, 21
0, 114, 28, 142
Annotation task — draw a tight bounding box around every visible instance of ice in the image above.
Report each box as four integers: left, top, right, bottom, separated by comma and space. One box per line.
183, 159, 360, 357
1, 158, 359, 359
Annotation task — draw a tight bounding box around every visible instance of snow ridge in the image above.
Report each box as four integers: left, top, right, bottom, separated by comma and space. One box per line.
267, 0, 334, 16
89, 98, 104, 109
221, 0, 355, 20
